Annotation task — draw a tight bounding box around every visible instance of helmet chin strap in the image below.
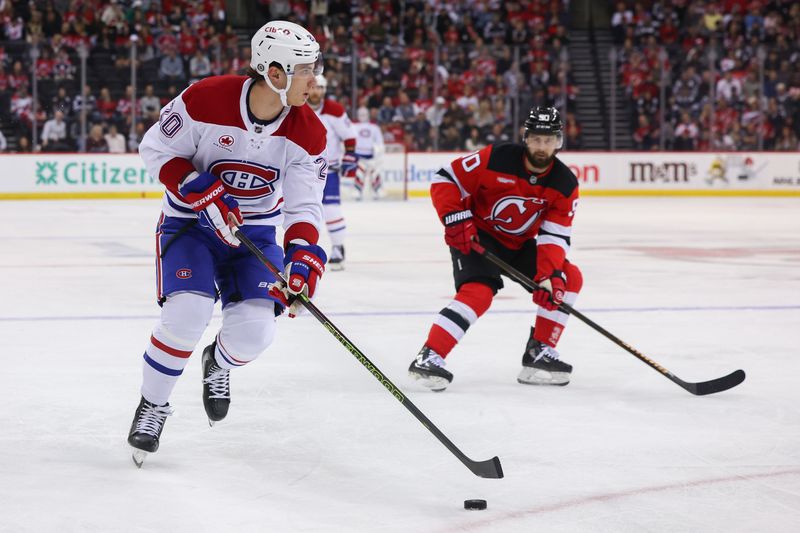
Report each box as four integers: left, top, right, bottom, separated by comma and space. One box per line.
264, 74, 293, 107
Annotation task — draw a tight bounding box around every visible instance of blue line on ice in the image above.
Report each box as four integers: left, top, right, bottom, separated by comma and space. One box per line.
2, 305, 798, 322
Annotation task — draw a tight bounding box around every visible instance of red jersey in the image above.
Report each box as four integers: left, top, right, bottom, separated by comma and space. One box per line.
431, 142, 579, 279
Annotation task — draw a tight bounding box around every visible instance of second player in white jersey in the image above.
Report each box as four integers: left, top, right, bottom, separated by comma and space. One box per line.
307, 74, 358, 270
353, 107, 385, 199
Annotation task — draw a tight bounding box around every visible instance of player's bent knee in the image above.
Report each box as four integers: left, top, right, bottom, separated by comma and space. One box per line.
218, 299, 277, 363
456, 281, 494, 317
158, 292, 215, 346
563, 262, 583, 293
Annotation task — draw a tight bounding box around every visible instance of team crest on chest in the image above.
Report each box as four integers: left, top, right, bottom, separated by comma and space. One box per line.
209, 160, 280, 199
487, 196, 546, 235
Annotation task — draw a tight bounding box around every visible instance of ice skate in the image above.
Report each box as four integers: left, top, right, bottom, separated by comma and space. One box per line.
408, 345, 453, 392
202, 342, 230, 426
127, 396, 173, 467
329, 245, 345, 271
518, 337, 572, 386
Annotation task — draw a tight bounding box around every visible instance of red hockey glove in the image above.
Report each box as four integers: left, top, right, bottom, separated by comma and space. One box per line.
443, 209, 477, 255
533, 270, 566, 311
179, 171, 243, 247
268, 244, 327, 317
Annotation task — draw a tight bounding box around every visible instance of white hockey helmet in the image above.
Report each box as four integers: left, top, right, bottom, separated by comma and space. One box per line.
250, 20, 323, 105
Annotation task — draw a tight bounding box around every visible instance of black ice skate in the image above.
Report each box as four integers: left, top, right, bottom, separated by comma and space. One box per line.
202, 342, 230, 426
329, 245, 345, 271
127, 396, 173, 468
518, 335, 572, 386
408, 345, 453, 392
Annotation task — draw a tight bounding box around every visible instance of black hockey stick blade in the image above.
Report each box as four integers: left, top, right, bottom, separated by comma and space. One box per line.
470, 456, 504, 479
235, 229, 504, 479
472, 242, 746, 396
678, 369, 746, 396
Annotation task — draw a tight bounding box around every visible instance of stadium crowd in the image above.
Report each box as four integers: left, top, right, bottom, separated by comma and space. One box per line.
0, 0, 578, 153
0, 0, 798, 153
613, 0, 800, 151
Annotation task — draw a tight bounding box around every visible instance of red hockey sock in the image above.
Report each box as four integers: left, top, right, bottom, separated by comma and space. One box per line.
425, 282, 493, 357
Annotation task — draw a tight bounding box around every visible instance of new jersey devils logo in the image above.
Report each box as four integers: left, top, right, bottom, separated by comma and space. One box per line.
487, 196, 546, 235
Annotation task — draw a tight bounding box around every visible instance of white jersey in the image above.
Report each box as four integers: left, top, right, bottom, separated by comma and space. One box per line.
353, 121, 384, 159
139, 75, 327, 242
310, 99, 356, 171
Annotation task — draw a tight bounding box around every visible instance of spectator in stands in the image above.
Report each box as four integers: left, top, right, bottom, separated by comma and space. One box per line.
189, 49, 211, 83
85, 124, 109, 153
774, 124, 799, 151
96, 87, 116, 123
17, 135, 32, 152
0, 129, 6, 152
51, 86, 72, 117
71, 83, 96, 120
128, 121, 146, 153
485, 122, 510, 144
159, 49, 185, 85
377, 96, 395, 124
716, 69, 743, 104
407, 111, 432, 151
425, 96, 447, 129
393, 91, 417, 122
41, 110, 71, 152
464, 127, 484, 151
104, 123, 126, 153
139, 84, 161, 124
673, 112, 699, 151
633, 114, 656, 150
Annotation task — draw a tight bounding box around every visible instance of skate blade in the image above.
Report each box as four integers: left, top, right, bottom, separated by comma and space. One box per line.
408, 371, 450, 392
517, 367, 570, 386
131, 449, 148, 468
329, 263, 345, 272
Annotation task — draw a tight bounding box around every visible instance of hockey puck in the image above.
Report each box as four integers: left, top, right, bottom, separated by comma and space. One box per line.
464, 499, 487, 510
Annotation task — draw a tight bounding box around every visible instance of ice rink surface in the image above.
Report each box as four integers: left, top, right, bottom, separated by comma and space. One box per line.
2, 196, 800, 532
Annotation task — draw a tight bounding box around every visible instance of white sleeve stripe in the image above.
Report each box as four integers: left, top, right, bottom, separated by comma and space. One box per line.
540, 220, 572, 236
537, 234, 570, 253
445, 161, 469, 199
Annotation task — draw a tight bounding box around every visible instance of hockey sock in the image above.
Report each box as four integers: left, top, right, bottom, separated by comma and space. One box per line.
534, 262, 583, 347
323, 203, 346, 246
426, 282, 493, 357
141, 293, 214, 405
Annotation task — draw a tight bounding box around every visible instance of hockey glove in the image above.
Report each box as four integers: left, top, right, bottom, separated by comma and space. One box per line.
533, 270, 566, 312
179, 171, 243, 247
268, 244, 327, 317
443, 209, 477, 255
341, 152, 359, 179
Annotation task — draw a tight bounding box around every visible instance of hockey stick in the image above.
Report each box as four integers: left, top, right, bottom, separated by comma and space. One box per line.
233, 229, 503, 479
471, 241, 745, 396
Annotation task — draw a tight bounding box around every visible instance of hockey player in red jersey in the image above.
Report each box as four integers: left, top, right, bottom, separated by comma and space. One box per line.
127, 20, 328, 466
408, 106, 582, 391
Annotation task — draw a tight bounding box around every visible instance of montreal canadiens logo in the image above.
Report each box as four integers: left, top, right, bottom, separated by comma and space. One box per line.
218, 135, 234, 147
487, 196, 546, 235
209, 160, 280, 199
176, 268, 192, 279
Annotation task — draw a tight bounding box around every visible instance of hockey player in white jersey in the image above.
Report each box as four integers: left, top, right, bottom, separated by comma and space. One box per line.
353, 107, 385, 200
306, 74, 358, 270
126, 20, 329, 467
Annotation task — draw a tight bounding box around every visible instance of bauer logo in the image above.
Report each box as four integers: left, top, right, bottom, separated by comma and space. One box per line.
176, 269, 192, 279
209, 160, 280, 199
488, 196, 546, 235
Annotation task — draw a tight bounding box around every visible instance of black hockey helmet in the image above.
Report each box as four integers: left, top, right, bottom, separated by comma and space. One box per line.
523, 106, 563, 148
